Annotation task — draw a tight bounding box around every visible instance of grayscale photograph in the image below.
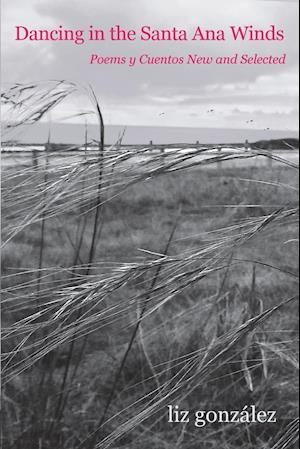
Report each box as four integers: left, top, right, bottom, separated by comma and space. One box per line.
1, 1, 299, 448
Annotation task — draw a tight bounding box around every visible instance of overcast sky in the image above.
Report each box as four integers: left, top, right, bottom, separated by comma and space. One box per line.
2, 0, 299, 134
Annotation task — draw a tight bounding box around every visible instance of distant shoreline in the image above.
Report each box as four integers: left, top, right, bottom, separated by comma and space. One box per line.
1, 138, 299, 152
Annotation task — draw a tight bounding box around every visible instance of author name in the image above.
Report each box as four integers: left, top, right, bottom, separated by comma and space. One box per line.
168, 405, 277, 428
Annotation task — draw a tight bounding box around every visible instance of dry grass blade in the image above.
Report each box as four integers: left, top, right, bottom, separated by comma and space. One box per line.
270, 418, 299, 449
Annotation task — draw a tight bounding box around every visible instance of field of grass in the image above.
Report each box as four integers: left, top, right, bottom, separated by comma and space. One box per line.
1, 81, 299, 449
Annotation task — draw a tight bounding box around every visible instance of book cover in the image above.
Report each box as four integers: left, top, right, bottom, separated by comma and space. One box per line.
1, 1, 299, 448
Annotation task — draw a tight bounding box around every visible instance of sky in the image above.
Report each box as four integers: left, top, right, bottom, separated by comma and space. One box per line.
1, 0, 299, 142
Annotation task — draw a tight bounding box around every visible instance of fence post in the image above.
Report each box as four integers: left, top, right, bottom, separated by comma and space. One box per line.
217, 147, 222, 170
268, 143, 273, 169
32, 149, 38, 169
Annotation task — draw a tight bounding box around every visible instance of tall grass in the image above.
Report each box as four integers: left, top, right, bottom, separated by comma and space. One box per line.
1, 81, 299, 449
